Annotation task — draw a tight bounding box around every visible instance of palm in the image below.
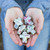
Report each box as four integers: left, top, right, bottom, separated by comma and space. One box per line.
25, 8, 44, 47
5, 7, 23, 46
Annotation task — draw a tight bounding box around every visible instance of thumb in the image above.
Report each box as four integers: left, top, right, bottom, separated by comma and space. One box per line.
5, 17, 19, 44
37, 17, 44, 35
5, 18, 14, 34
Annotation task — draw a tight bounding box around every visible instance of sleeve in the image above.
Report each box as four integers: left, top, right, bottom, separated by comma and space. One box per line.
0, 0, 21, 11
27, 0, 50, 12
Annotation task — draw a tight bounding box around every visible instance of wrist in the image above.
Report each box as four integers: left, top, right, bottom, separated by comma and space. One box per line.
27, 8, 42, 13
6, 7, 23, 15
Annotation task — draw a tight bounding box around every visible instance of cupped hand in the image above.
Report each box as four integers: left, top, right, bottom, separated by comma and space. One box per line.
4, 7, 23, 46
25, 8, 44, 47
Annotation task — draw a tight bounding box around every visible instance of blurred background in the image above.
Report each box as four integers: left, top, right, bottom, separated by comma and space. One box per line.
0, 8, 50, 50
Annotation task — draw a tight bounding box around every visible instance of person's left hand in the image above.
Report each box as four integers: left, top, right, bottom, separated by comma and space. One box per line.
25, 8, 44, 47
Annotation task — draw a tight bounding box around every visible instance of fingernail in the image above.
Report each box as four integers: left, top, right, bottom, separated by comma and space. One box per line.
19, 43, 22, 46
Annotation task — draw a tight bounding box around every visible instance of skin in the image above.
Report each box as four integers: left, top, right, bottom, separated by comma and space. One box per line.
5, 7, 44, 47
4, 7, 24, 46
25, 8, 44, 47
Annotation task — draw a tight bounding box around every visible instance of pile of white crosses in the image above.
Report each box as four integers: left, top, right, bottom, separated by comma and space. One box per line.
14, 16, 36, 43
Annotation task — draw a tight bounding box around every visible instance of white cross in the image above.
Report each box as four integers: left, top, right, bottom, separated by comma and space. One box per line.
17, 25, 26, 34
14, 18, 23, 26
24, 16, 33, 25
20, 31, 30, 43
27, 25, 36, 34
14, 24, 18, 29
14, 18, 23, 29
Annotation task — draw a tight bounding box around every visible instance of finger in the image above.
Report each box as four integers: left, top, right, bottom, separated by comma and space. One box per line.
25, 10, 32, 17
17, 8, 24, 19
31, 34, 38, 46
15, 30, 23, 46
8, 23, 19, 44
5, 18, 10, 30
10, 31, 19, 44
26, 38, 31, 48
17, 35, 23, 46
5, 18, 19, 44
14, 26, 23, 46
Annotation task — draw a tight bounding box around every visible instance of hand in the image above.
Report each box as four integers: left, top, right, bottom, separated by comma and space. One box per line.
5, 7, 23, 46
25, 8, 44, 47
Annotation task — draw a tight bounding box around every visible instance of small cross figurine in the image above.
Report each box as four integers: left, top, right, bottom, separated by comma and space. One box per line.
24, 16, 33, 25
27, 25, 36, 34
17, 25, 26, 34
20, 31, 30, 43
14, 16, 36, 44
14, 18, 23, 29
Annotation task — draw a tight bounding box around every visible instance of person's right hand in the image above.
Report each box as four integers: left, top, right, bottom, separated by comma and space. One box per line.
5, 7, 23, 46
